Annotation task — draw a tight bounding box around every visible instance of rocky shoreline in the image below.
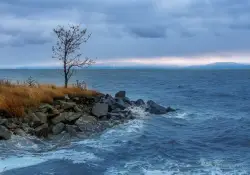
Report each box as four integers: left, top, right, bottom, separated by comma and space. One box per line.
0, 91, 175, 140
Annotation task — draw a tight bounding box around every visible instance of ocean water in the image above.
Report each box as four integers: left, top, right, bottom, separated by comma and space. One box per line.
0, 69, 250, 175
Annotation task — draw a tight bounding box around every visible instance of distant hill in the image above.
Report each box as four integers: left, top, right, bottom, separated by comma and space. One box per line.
187, 62, 250, 69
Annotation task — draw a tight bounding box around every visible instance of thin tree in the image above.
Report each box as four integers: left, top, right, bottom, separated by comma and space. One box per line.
52, 24, 94, 88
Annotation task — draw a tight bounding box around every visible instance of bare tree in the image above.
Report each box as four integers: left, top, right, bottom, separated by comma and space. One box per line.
52, 24, 95, 88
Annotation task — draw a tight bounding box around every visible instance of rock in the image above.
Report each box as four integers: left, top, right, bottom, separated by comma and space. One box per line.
0, 125, 11, 140
52, 122, 65, 135
6, 122, 18, 130
39, 104, 54, 113
14, 128, 26, 137
0, 118, 8, 125
47, 109, 60, 118
64, 94, 70, 101
135, 99, 145, 106
123, 97, 132, 105
51, 113, 66, 125
35, 112, 47, 124
146, 100, 168, 115
75, 114, 97, 126
166, 107, 176, 112
21, 123, 30, 133
65, 112, 82, 122
113, 98, 127, 110
73, 106, 82, 112
30, 112, 43, 128
35, 123, 49, 138
107, 113, 123, 120
115, 91, 126, 98
61, 102, 76, 110
92, 103, 108, 118
65, 125, 78, 137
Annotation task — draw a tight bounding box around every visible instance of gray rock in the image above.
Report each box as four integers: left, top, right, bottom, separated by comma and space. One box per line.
65, 125, 78, 137
75, 114, 97, 126
135, 99, 145, 106
146, 100, 168, 115
14, 128, 26, 137
115, 91, 126, 98
35, 112, 47, 124
65, 112, 82, 122
30, 112, 42, 128
123, 97, 132, 105
35, 123, 49, 138
21, 123, 31, 133
39, 104, 54, 113
47, 109, 60, 118
52, 122, 65, 135
61, 102, 76, 110
107, 113, 123, 120
92, 103, 108, 118
0, 125, 11, 140
0, 118, 8, 125
73, 106, 82, 112
113, 98, 127, 110
51, 113, 66, 124
64, 94, 70, 101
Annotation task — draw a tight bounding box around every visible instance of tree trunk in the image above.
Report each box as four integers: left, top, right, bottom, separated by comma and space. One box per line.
63, 59, 68, 88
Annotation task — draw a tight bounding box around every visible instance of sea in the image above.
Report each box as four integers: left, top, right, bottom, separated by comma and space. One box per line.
0, 69, 250, 175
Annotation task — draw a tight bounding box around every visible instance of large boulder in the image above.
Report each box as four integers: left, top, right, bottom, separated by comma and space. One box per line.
115, 91, 126, 98
92, 103, 108, 118
65, 125, 78, 137
0, 125, 11, 140
35, 123, 49, 138
146, 100, 168, 115
52, 122, 65, 135
75, 114, 97, 134
39, 104, 54, 113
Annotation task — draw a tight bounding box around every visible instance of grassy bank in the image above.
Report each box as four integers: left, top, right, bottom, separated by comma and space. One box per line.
0, 80, 100, 117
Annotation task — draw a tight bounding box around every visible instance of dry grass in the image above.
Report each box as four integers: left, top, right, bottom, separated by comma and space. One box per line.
0, 81, 101, 117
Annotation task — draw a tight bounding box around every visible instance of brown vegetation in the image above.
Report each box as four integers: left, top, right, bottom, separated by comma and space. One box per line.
0, 80, 100, 117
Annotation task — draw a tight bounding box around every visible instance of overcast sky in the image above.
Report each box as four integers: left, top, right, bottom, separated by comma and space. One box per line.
1, 0, 250, 68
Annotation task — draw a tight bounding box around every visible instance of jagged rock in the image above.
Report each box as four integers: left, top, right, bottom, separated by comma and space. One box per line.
0, 125, 11, 140
61, 102, 76, 110
73, 106, 82, 112
65, 125, 78, 137
35, 123, 49, 137
124, 97, 132, 105
47, 109, 60, 118
113, 98, 128, 110
21, 123, 30, 133
135, 99, 146, 106
115, 91, 126, 98
51, 113, 66, 125
35, 112, 47, 124
107, 113, 123, 120
75, 114, 97, 126
64, 94, 70, 101
0, 118, 8, 125
14, 128, 26, 137
65, 112, 82, 122
39, 104, 54, 113
146, 100, 169, 115
52, 122, 65, 135
166, 107, 176, 112
29, 112, 42, 128
92, 103, 108, 118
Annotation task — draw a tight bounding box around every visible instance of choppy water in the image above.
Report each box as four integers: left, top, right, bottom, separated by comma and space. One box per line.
0, 69, 250, 175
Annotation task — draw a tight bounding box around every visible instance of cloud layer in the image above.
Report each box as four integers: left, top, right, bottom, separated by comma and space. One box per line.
1, 0, 250, 67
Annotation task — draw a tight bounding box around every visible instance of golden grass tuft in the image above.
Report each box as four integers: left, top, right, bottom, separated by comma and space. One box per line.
0, 82, 101, 118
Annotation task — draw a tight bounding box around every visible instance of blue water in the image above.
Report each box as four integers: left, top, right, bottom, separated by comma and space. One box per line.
1, 69, 250, 174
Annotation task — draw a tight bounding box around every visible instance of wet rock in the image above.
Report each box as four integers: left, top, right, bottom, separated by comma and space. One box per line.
14, 128, 26, 137
115, 91, 126, 98
123, 97, 132, 105
146, 100, 168, 115
35, 112, 47, 124
0, 125, 11, 140
35, 123, 49, 138
135, 99, 145, 107
113, 98, 127, 110
30, 112, 43, 128
65, 125, 78, 137
52, 122, 65, 135
166, 107, 176, 112
92, 103, 108, 118
47, 109, 60, 118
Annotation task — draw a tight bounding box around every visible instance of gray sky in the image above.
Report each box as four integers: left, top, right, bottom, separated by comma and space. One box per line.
1, 0, 250, 67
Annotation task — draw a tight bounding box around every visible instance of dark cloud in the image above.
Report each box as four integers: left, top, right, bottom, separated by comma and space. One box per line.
1, 0, 250, 66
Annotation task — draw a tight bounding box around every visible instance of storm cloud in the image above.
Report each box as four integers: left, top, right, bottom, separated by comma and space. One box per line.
0, 0, 250, 67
